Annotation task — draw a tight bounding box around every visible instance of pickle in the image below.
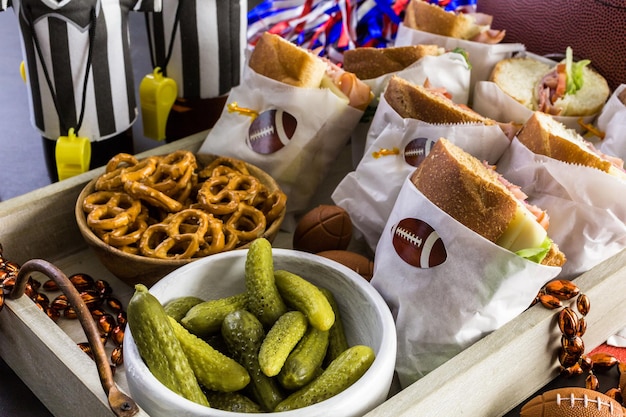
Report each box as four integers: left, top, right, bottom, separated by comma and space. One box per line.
181, 293, 248, 337
319, 287, 349, 364
127, 284, 209, 406
278, 326, 329, 390
203, 391, 263, 413
221, 309, 285, 411
164, 296, 204, 322
274, 345, 375, 411
258, 310, 308, 377
274, 269, 335, 331
245, 238, 287, 327
168, 316, 250, 392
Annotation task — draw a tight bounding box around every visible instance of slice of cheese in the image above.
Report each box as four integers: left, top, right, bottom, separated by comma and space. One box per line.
496, 204, 547, 253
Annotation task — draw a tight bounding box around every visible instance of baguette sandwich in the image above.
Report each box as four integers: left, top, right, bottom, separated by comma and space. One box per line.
248, 32, 373, 110
403, 0, 505, 44
490, 48, 610, 117
384, 75, 494, 124
411, 138, 566, 266
342, 44, 444, 80
517, 111, 626, 180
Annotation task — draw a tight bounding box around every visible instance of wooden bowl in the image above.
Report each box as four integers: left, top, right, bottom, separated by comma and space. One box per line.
76, 153, 286, 287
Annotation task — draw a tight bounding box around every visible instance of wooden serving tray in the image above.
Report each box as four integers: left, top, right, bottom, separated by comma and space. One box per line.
1, 131, 626, 416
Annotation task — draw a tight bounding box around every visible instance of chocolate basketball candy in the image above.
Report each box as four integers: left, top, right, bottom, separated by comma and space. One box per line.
247, 109, 297, 154
520, 387, 626, 417
404, 137, 436, 167
391, 218, 446, 268
293, 205, 353, 253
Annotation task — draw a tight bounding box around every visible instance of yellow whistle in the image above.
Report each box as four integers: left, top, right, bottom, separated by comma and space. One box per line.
139, 67, 177, 141
20, 61, 26, 83
55, 128, 91, 181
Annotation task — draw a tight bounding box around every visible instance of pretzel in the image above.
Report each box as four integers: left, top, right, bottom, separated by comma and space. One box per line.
259, 190, 287, 224
95, 156, 159, 191
124, 180, 184, 213
225, 203, 267, 243
138, 209, 212, 259
194, 215, 228, 256
227, 174, 265, 205
98, 207, 149, 247
83, 191, 142, 231
199, 156, 250, 178
197, 176, 241, 215
156, 150, 197, 178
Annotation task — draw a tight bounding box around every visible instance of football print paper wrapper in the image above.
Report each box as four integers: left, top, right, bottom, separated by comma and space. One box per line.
472, 80, 596, 134
371, 177, 561, 388
394, 24, 525, 97
595, 84, 626, 160
351, 52, 472, 166
496, 137, 626, 280
332, 94, 511, 253
198, 67, 364, 230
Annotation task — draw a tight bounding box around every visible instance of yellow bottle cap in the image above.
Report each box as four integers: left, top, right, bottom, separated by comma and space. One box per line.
55, 128, 91, 181
139, 67, 177, 141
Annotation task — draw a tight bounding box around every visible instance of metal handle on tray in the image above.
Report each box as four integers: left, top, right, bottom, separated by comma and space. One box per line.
10, 259, 139, 417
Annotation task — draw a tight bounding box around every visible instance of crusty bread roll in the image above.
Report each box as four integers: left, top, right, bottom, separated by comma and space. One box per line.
517, 111, 626, 180
248, 32, 373, 110
248, 32, 327, 88
384, 75, 494, 124
411, 138, 566, 266
489, 57, 550, 110
403, 0, 482, 40
490, 56, 610, 117
342, 44, 443, 80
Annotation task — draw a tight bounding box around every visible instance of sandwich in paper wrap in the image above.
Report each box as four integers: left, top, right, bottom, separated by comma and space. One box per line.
332, 76, 511, 252
371, 138, 563, 387
473, 50, 610, 133
595, 84, 626, 160
395, 0, 524, 97
496, 111, 626, 280
343, 47, 470, 164
199, 32, 372, 230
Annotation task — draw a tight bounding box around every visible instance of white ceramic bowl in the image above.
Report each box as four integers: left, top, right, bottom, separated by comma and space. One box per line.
124, 248, 396, 417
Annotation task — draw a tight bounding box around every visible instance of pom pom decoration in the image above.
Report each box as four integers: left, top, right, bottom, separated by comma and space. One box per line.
247, 0, 477, 64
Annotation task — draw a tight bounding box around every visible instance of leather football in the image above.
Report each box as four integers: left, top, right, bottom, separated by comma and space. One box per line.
521, 387, 626, 417
292, 205, 353, 253
316, 250, 375, 281
477, 0, 626, 91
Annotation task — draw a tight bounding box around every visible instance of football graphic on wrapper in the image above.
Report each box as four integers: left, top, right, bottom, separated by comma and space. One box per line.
391, 218, 446, 268
247, 109, 298, 154
404, 137, 436, 167
520, 387, 626, 417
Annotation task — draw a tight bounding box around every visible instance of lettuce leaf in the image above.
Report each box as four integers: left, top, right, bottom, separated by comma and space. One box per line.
565, 46, 590, 95
515, 236, 552, 264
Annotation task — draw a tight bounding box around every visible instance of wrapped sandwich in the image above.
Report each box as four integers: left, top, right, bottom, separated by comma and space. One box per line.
371, 138, 564, 387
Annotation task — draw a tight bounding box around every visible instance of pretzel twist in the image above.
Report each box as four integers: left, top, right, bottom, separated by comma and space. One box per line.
124, 181, 184, 213
95, 155, 158, 191
199, 156, 250, 178
83, 191, 142, 231
260, 190, 288, 224
197, 176, 241, 215
225, 203, 267, 243
139, 209, 213, 259
98, 208, 149, 247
